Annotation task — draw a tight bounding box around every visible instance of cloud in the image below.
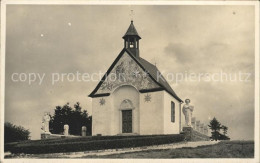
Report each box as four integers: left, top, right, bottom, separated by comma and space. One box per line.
164, 42, 196, 63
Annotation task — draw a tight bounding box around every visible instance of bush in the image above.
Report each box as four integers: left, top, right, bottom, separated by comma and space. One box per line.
7, 134, 184, 154
7, 134, 177, 146
4, 122, 30, 143
49, 102, 92, 136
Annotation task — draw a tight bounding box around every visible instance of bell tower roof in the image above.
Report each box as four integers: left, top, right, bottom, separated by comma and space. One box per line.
122, 21, 141, 39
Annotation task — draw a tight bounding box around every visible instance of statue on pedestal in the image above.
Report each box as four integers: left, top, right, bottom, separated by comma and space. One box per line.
42, 112, 51, 133
182, 99, 194, 127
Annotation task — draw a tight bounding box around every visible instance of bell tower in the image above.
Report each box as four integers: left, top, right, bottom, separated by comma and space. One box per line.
122, 20, 141, 58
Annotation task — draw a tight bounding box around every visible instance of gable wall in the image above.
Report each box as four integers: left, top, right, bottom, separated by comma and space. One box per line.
96, 52, 160, 95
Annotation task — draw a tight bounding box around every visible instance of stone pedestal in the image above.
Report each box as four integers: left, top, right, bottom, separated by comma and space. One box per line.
82, 126, 87, 136
183, 127, 210, 141
204, 126, 208, 135
182, 127, 193, 141
200, 123, 204, 133
41, 132, 51, 139
191, 117, 196, 129
64, 124, 69, 136
196, 120, 200, 131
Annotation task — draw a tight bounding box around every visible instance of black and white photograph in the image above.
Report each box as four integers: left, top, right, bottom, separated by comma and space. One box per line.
1, 0, 259, 162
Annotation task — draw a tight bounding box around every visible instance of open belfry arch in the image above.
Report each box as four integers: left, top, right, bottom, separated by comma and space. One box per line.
89, 20, 183, 136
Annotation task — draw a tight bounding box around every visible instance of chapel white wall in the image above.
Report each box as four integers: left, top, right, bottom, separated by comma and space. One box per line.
139, 91, 164, 135
92, 89, 181, 136
163, 91, 181, 134
92, 97, 112, 136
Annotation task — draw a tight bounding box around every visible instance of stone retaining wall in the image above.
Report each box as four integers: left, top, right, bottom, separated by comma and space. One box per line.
41, 133, 80, 139
182, 127, 210, 141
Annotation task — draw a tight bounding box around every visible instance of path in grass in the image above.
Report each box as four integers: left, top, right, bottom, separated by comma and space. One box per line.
85, 140, 254, 158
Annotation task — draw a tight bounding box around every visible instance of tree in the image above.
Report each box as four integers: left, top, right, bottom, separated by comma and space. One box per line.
208, 117, 230, 141
4, 122, 30, 143
49, 102, 92, 136
221, 125, 228, 136
220, 125, 230, 140
208, 117, 222, 141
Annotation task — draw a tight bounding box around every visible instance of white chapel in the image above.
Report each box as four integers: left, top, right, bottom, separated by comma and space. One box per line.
89, 21, 183, 136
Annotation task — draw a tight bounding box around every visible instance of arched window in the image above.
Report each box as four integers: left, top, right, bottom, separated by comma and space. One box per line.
171, 101, 175, 122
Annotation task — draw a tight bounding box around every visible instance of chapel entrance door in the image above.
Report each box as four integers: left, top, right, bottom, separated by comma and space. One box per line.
122, 110, 132, 133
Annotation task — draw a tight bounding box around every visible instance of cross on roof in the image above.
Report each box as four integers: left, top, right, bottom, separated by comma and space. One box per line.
130, 10, 134, 21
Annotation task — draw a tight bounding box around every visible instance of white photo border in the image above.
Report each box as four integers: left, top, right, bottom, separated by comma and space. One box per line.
1, 1, 259, 163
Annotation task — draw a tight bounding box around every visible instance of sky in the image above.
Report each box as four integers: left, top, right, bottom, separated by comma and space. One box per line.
4, 5, 255, 140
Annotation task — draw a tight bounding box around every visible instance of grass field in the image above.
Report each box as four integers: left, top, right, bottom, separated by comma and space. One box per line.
5, 140, 254, 158
84, 140, 254, 158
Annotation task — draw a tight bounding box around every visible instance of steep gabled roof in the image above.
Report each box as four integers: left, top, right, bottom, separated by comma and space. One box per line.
128, 50, 183, 102
122, 21, 141, 39
89, 48, 182, 102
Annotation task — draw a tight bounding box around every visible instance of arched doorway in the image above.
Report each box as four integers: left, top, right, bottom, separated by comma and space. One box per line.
112, 85, 140, 135
120, 99, 134, 133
